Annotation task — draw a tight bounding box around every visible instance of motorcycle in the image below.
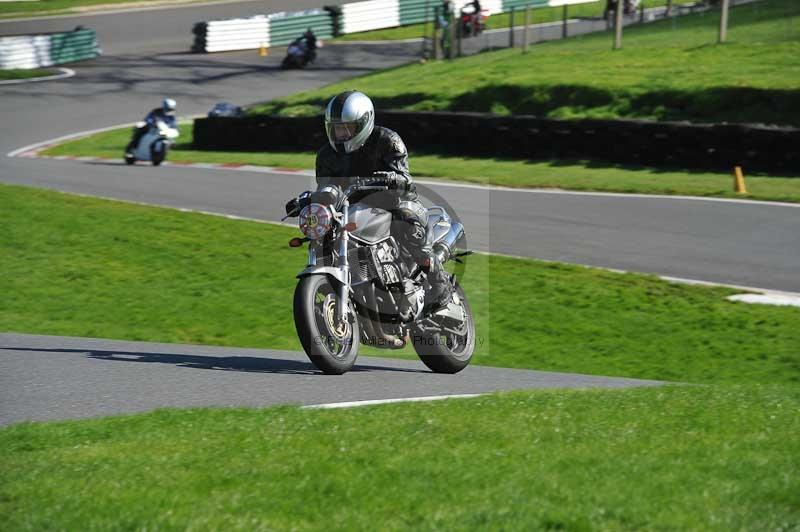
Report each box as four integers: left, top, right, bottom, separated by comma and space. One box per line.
460, 6, 489, 37
285, 182, 475, 375
124, 118, 179, 166
281, 38, 321, 69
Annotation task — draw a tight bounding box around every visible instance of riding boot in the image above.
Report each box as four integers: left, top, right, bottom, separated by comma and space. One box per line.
423, 255, 454, 313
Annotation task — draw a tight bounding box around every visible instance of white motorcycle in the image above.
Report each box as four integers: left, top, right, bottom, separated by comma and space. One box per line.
124, 119, 179, 166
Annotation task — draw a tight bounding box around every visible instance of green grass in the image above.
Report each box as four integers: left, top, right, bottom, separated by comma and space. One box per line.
255, 0, 800, 126
0, 0, 208, 19
334, 0, 685, 42
2, 385, 799, 530
3, 183, 799, 385
0, 68, 56, 80
42, 124, 800, 203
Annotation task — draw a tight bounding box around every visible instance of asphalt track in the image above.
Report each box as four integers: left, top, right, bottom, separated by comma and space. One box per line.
0, 2, 796, 424
0, 333, 662, 426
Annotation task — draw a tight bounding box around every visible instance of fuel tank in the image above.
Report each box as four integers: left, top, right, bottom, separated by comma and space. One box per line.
348, 204, 392, 244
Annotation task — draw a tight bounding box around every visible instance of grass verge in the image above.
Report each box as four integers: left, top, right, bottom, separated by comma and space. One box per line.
41, 124, 800, 202
256, 0, 800, 126
0, 68, 57, 81
2, 183, 799, 385
1, 385, 799, 530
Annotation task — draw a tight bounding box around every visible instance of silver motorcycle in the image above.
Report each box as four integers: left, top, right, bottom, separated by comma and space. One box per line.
285, 182, 475, 375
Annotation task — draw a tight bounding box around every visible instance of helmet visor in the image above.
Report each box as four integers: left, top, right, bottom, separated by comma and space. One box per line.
326, 121, 359, 143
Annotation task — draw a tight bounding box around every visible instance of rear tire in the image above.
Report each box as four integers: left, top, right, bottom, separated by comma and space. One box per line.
412, 284, 475, 374
294, 275, 360, 374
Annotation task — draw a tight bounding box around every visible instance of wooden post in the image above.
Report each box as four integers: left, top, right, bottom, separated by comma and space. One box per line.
665, 0, 673, 17
523, 4, 531, 53
562, 5, 568, 38
614, 0, 624, 49
509, 7, 516, 48
719, 0, 730, 43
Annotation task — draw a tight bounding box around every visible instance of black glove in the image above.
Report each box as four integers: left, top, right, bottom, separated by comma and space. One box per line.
366, 171, 411, 191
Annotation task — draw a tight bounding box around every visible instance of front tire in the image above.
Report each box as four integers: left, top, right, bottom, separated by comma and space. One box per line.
124, 154, 135, 165
412, 284, 475, 374
294, 275, 360, 374
151, 142, 166, 166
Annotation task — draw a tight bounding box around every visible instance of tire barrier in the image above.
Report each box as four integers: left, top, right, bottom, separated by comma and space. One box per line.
0, 29, 100, 70
192, 8, 335, 53
192, 0, 597, 52
193, 111, 800, 174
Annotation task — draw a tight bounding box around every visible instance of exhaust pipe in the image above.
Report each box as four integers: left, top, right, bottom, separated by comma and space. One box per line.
433, 222, 464, 264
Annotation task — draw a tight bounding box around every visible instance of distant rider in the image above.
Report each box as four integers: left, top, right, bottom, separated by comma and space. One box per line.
312, 90, 454, 313
302, 28, 318, 63
126, 98, 178, 156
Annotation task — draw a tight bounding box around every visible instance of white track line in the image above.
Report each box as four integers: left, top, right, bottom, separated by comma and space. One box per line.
303, 394, 483, 409
0, 67, 75, 86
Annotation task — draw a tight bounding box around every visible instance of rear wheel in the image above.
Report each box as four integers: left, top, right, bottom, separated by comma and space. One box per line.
412, 284, 475, 373
294, 275, 359, 374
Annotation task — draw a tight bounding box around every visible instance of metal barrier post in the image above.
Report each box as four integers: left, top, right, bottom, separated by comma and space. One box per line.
434, 7, 441, 59
422, 0, 431, 58
614, 0, 624, 49
509, 7, 515, 48
457, 10, 463, 57
562, 5, 568, 38
449, 8, 456, 58
523, 4, 531, 53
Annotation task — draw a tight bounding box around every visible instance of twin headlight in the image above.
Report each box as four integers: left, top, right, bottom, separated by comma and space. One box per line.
298, 203, 333, 240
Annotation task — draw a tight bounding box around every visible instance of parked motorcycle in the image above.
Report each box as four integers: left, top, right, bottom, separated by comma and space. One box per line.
285, 182, 475, 375
124, 119, 179, 166
281, 37, 321, 69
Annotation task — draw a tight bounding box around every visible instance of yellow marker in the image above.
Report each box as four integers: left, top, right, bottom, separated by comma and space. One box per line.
259, 42, 268, 57
733, 166, 747, 194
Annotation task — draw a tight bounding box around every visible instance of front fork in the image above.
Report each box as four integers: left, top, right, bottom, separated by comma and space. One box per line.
304, 198, 350, 324
337, 198, 350, 322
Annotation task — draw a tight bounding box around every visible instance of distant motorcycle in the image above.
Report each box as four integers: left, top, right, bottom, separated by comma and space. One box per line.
460, 6, 489, 37
124, 119, 179, 166
281, 37, 321, 69
285, 182, 475, 375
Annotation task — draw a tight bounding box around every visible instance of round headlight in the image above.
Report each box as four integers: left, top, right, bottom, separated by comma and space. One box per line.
299, 203, 332, 240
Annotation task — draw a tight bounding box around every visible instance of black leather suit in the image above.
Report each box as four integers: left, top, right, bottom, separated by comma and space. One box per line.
315, 126, 430, 263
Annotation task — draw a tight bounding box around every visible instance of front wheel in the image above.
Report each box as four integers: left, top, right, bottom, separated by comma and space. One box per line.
412, 284, 475, 374
294, 275, 359, 374
151, 142, 166, 166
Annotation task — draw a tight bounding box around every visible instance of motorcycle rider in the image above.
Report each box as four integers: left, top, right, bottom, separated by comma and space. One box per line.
461, 0, 482, 35
125, 98, 178, 156
313, 90, 453, 313
303, 28, 318, 62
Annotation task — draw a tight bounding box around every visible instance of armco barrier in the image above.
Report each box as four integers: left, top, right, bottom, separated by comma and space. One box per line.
341, 0, 400, 34
192, 9, 334, 53
0, 29, 100, 70
193, 112, 800, 174
269, 9, 334, 46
